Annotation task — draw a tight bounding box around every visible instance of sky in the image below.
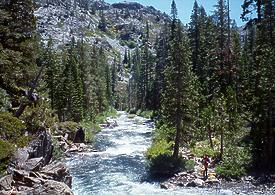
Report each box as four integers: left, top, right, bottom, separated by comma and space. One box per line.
105, 0, 245, 26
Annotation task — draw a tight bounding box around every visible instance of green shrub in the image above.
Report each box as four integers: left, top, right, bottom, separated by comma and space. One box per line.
58, 121, 79, 134
153, 123, 175, 142
95, 108, 118, 124
216, 146, 252, 179
52, 137, 64, 160
128, 108, 137, 114
146, 140, 184, 176
0, 113, 28, 173
0, 140, 15, 160
185, 160, 195, 172
21, 101, 58, 133
0, 112, 28, 146
80, 120, 101, 143
191, 139, 220, 158
192, 145, 219, 158
127, 40, 137, 49
0, 89, 11, 112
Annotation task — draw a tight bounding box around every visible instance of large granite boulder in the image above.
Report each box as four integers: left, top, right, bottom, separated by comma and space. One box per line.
23, 157, 43, 171
28, 131, 53, 166
41, 162, 72, 188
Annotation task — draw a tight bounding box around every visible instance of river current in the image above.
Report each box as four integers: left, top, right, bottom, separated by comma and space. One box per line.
66, 112, 232, 195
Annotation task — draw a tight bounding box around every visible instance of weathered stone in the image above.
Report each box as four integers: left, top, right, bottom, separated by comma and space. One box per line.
160, 183, 169, 189
205, 178, 221, 185
67, 145, 78, 153
40, 162, 71, 187
59, 141, 69, 151
160, 182, 176, 189
23, 157, 43, 171
10, 148, 30, 169
0, 175, 13, 191
186, 178, 204, 187
28, 131, 53, 166
73, 127, 85, 143
31, 180, 73, 195
13, 170, 29, 181
21, 176, 41, 187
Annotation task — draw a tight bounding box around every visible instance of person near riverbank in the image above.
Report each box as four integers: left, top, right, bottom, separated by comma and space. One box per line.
202, 155, 210, 178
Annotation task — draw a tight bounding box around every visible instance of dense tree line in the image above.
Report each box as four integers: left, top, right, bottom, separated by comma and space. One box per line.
143, 0, 274, 177
43, 38, 116, 122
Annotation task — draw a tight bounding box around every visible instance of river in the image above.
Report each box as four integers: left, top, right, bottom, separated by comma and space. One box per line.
66, 112, 232, 195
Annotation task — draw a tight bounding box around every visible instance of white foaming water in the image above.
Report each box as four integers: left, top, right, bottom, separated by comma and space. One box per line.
66, 112, 230, 195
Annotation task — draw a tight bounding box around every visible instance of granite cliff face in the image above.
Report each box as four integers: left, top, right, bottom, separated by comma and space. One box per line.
34, 0, 169, 55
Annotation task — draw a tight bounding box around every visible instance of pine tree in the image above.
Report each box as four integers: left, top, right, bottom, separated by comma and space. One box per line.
132, 47, 142, 109
44, 37, 59, 109
0, 0, 37, 99
152, 24, 169, 110
111, 58, 117, 106
162, 1, 199, 158
241, 0, 275, 170
189, 0, 200, 75
61, 37, 84, 122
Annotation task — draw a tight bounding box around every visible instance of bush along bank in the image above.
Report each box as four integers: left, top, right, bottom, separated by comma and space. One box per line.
146, 123, 275, 194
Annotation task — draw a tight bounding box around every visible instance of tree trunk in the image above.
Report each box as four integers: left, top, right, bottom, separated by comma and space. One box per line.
208, 124, 214, 149
267, 90, 274, 171
220, 127, 224, 158
15, 64, 45, 118
173, 117, 181, 159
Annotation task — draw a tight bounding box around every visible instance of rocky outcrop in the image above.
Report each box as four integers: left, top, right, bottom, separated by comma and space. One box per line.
112, 2, 143, 10
41, 162, 72, 188
0, 163, 73, 195
0, 131, 73, 195
28, 131, 54, 166
0, 162, 73, 194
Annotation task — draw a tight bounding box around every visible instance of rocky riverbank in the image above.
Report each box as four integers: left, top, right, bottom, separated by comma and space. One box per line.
0, 118, 118, 195
0, 131, 74, 195
160, 148, 275, 194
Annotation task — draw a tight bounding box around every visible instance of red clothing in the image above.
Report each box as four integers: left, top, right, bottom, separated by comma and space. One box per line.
203, 157, 210, 167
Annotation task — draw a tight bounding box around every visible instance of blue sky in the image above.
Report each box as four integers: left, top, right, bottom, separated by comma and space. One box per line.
105, 0, 245, 26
